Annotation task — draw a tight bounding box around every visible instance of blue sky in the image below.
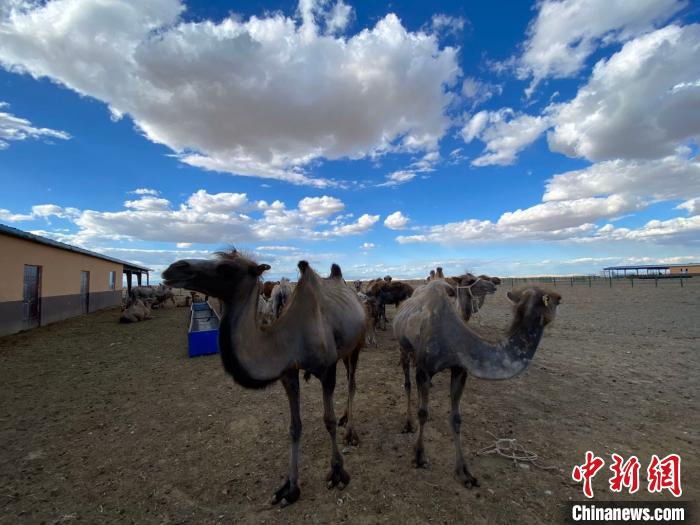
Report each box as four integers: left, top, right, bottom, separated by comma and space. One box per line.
1, 0, 700, 280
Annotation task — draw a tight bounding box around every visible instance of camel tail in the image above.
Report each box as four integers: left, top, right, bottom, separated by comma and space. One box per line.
330, 263, 342, 279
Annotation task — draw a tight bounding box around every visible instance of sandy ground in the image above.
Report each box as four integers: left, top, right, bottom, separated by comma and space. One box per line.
0, 278, 698, 524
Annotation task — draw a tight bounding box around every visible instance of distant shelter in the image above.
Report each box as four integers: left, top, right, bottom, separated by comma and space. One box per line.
602, 263, 700, 278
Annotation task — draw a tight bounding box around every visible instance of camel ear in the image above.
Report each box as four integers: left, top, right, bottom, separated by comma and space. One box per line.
251, 264, 271, 276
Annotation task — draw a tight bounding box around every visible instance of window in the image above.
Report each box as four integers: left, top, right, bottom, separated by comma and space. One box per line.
108, 271, 116, 290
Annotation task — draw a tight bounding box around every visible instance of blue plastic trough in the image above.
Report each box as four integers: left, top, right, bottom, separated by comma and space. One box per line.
188, 302, 220, 358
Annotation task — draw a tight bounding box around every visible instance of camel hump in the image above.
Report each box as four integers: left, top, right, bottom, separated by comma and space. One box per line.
298, 260, 309, 272
330, 263, 342, 279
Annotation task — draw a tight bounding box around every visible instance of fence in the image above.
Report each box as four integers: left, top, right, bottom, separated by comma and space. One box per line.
505, 275, 695, 289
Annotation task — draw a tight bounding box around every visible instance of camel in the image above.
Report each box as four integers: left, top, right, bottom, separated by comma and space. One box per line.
262, 280, 279, 300
271, 278, 292, 319
356, 292, 379, 347
393, 282, 561, 488
353, 280, 362, 292
119, 298, 152, 323
162, 251, 366, 507
130, 284, 175, 308
383, 275, 392, 282
366, 280, 414, 330
257, 295, 275, 325
445, 273, 498, 322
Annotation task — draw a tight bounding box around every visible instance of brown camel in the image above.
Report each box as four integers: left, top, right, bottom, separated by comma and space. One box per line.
162, 251, 365, 507
366, 280, 414, 330
446, 273, 498, 322
261, 280, 279, 299
393, 282, 561, 488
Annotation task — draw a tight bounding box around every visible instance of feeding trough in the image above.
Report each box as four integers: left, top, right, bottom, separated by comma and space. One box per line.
188, 301, 220, 357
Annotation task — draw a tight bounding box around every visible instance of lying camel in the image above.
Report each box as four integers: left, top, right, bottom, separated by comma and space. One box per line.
119, 299, 152, 323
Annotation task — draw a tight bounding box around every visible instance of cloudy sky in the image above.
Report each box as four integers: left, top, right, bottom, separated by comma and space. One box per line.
1, 0, 699, 279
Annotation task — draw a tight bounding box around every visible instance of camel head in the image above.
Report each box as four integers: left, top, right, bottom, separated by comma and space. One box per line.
506, 287, 561, 331
453, 274, 497, 297
162, 250, 271, 300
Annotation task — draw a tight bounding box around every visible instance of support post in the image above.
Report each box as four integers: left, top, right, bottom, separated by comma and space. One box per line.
137, 272, 142, 286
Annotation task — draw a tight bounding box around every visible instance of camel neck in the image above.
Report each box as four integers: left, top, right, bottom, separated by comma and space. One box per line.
218, 284, 290, 388
460, 320, 544, 380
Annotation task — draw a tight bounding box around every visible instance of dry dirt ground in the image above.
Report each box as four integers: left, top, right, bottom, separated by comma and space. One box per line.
1, 279, 698, 524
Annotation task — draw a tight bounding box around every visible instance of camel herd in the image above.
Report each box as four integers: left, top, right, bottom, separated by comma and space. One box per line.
119, 284, 176, 323
162, 252, 561, 507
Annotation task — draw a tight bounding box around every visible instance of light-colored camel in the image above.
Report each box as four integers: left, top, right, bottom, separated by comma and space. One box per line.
162, 251, 365, 506
119, 299, 152, 323
257, 295, 275, 324
393, 281, 561, 488
271, 277, 292, 319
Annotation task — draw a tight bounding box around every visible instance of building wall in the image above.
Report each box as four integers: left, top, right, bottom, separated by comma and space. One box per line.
669, 265, 700, 275
0, 234, 123, 336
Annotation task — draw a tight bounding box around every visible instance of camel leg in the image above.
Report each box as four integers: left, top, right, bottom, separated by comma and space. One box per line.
414, 367, 430, 468
449, 367, 479, 488
271, 371, 301, 507
321, 364, 351, 490
338, 347, 360, 445
401, 351, 415, 433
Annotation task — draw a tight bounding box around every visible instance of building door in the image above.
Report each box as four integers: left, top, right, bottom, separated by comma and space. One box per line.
80, 271, 90, 314
23, 265, 42, 329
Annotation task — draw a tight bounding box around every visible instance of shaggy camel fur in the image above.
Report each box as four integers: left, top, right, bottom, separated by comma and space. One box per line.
393, 282, 561, 488
119, 299, 152, 323
271, 277, 292, 319
162, 252, 365, 507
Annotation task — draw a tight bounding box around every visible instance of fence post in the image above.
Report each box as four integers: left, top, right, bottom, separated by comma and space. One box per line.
609, 276, 612, 288
655, 276, 658, 288
553, 276, 557, 287
589, 276, 592, 288
631, 277, 634, 287
570, 277, 573, 287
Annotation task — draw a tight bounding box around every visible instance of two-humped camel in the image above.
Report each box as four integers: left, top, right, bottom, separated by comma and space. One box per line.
393, 280, 560, 488
162, 251, 365, 506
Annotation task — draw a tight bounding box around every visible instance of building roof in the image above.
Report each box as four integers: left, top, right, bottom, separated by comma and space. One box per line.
603, 263, 700, 270
0, 223, 151, 273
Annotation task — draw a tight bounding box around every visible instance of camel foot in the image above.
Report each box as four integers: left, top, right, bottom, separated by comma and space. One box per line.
414, 447, 429, 469
271, 478, 300, 507
455, 464, 479, 489
343, 427, 359, 446
326, 462, 351, 490
402, 420, 415, 433
338, 412, 348, 427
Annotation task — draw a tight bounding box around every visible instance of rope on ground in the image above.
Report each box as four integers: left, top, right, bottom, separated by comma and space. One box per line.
476, 431, 558, 471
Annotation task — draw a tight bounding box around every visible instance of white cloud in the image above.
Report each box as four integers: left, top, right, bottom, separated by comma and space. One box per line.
430, 14, 466, 36
384, 210, 409, 230
1, 189, 381, 245
0, 208, 33, 222
461, 77, 502, 108
331, 213, 380, 235
0, 1, 460, 185
130, 188, 160, 196
298, 196, 345, 218
0, 101, 69, 149
516, 0, 685, 95
547, 24, 700, 162
544, 153, 700, 203
591, 215, 700, 244
462, 108, 550, 166
360, 242, 375, 249
379, 170, 417, 187
677, 198, 700, 216
124, 197, 171, 211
